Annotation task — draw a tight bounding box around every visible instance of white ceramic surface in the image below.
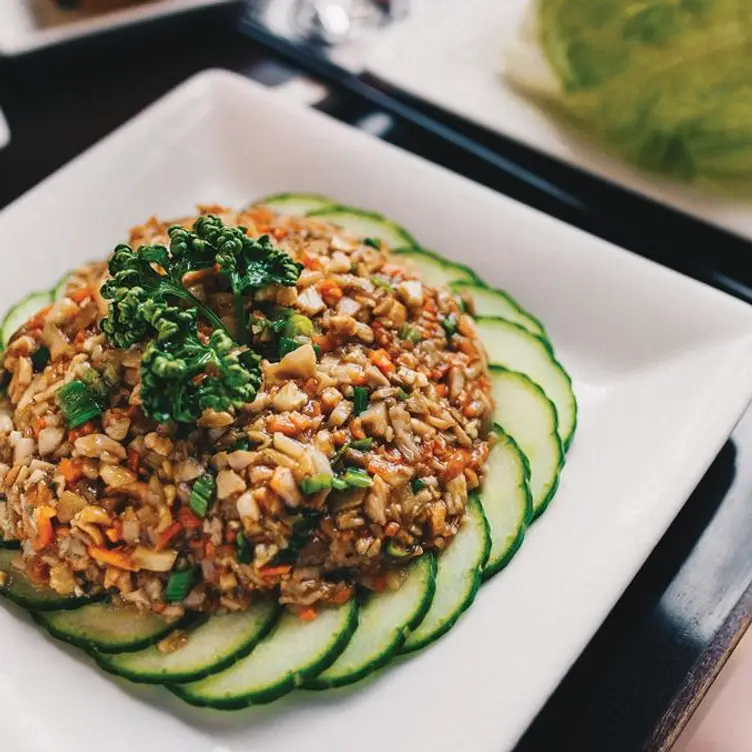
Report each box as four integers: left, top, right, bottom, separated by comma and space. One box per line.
366, 0, 752, 243
1, 70, 752, 752
0, 0, 237, 56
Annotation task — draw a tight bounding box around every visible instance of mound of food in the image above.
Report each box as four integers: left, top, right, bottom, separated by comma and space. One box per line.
0, 204, 493, 620
0, 194, 575, 705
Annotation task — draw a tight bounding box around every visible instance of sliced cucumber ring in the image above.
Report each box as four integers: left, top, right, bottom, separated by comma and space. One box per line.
480, 427, 533, 579
392, 247, 480, 289
476, 317, 577, 449
451, 281, 547, 340
490, 368, 564, 519
402, 497, 490, 654
0, 549, 98, 611
173, 600, 358, 709
254, 192, 335, 216
1, 290, 53, 348
33, 602, 189, 654
308, 206, 418, 250
306, 554, 436, 690
97, 602, 279, 684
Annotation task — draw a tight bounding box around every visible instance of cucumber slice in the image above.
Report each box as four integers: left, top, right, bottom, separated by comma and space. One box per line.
490, 368, 564, 519
97, 602, 279, 683
402, 497, 490, 654
52, 272, 74, 301
173, 600, 358, 709
1, 290, 53, 348
392, 247, 479, 289
306, 555, 436, 690
480, 427, 532, 579
476, 317, 577, 449
0, 549, 97, 611
33, 602, 186, 654
254, 192, 335, 216
308, 206, 418, 250
451, 281, 547, 340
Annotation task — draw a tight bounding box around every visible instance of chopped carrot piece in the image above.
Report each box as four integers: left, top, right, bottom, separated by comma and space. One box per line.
289, 412, 311, 432
105, 527, 120, 544
369, 348, 395, 376
205, 541, 217, 558
330, 587, 353, 606
298, 607, 318, 622
57, 458, 84, 485
157, 522, 183, 550
272, 227, 288, 241
32, 416, 47, 439
70, 287, 92, 303
259, 564, 292, 578
27, 306, 52, 330
177, 507, 203, 530
301, 250, 321, 270
33, 507, 55, 551
267, 414, 301, 436
67, 421, 96, 443
435, 384, 448, 398
318, 279, 343, 304
384, 521, 400, 537
88, 545, 138, 571
126, 450, 140, 473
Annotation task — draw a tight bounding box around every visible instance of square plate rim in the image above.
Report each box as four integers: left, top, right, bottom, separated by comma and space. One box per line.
2, 69, 752, 752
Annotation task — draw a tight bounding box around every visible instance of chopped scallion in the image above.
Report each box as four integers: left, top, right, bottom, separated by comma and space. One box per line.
349, 437, 373, 451
342, 468, 373, 488
299, 474, 334, 495
236, 531, 253, 564
353, 386, 369, 416
31, 346, 50, 372
165, 567, 197, 603
411, 478, 426, 493
55, 380, 103, 427
190, 473, 216, 519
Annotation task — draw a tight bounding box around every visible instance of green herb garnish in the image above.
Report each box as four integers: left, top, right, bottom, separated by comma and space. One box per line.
101, 216, 300, 424
363, 238, 381, 249
441, 314, 458, 337
349, 437, 373, 451
411, 478, 426, 493
399, 325, 422, 344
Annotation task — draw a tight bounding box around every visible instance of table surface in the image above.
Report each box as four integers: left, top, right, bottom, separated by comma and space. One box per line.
0, 8, 751, 751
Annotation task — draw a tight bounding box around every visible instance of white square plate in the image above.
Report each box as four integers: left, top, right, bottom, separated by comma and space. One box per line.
366, 0, 752, 243
1, 70, 752, 752
0, 0, 237, 56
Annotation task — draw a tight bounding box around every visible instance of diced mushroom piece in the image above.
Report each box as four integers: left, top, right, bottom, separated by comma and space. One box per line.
272, 432, 305, 459
236, 491, 260, 521
102, 409, 131, 441
12, 436, 36, 467
328, 399, 353, 428
37, 426, 64, 457
337, 296, 361, 316
99, 464, 138, 488
296, 287, 326, 316
273, 382, 308, 412
270, 466, 303, 508
216, 469, 247, 500
319, 387, 343, 412
397, 279, 424, 308
360, 401, 388, 437
448, 366, 466, 401
388, 405, 421, 462
74, 434, 127, 461
275, 343, 317, 380
226, 450, 256, 471
131, 546, 178, 572
364, 475, 388, 525
445, 473, 468, 515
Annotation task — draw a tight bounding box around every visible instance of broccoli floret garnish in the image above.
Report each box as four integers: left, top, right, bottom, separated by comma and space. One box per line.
100, 215, 301, 424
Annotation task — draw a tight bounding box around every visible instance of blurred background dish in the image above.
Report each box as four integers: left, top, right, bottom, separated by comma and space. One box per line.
0, 0, 240, 56
365, 0, 752, 243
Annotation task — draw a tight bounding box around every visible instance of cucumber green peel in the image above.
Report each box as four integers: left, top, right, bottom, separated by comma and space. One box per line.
510, 0, 752, 190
